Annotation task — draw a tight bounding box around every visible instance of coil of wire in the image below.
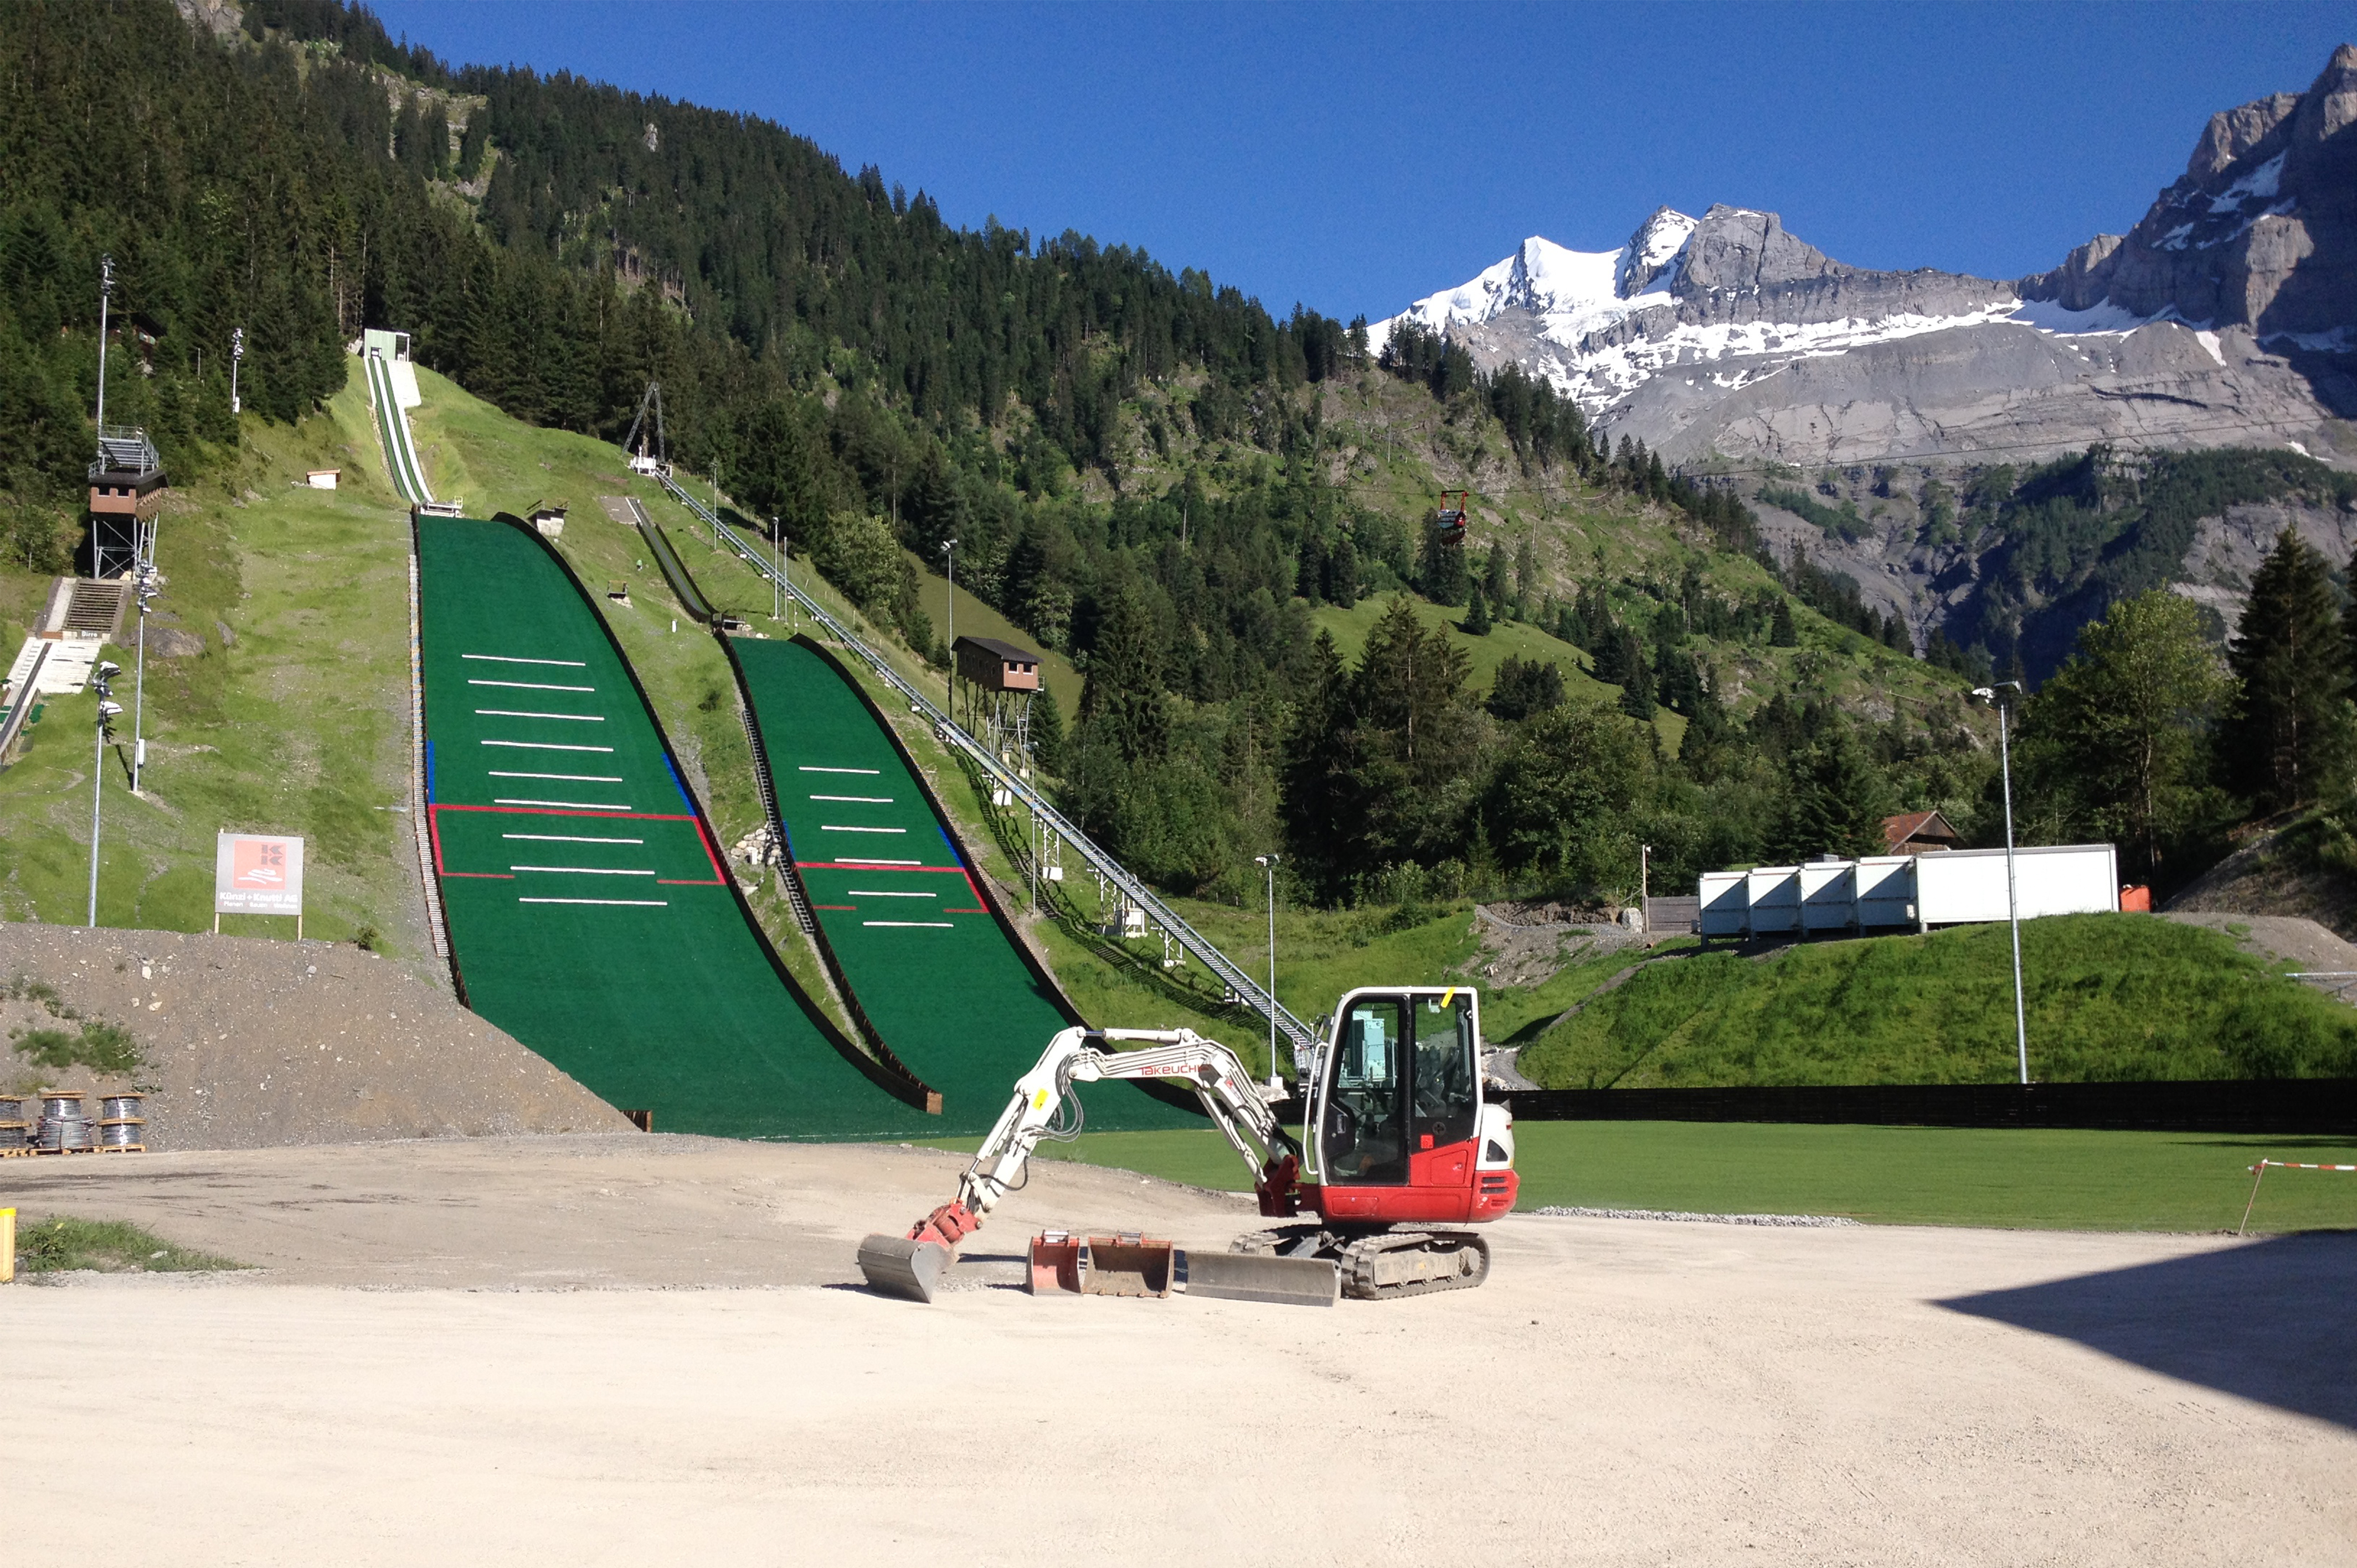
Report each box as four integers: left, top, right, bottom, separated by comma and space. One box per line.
37, 1116, 93, 1152
99, 1093, 145, 1121
39, 1090, 85, 1121
95, 1118, 145, 1149
0, 1121, 25, 1152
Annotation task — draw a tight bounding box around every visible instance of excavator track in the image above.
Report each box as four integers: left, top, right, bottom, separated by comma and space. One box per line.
1229, 1226, 1491, 1300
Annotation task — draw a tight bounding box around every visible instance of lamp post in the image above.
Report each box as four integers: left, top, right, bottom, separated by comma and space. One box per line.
1253, 854, 1282, 1089
941, 535, 957, 718
89, 662, 121, 928
1973, 682, 2029, 1085
770, 518, 781, 622
230, 325, 244, 416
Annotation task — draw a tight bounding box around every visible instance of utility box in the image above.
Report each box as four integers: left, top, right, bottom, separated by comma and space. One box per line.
1854, 856, 1917, 929
1746, 866, 1800, 935
1799, 860, 1855, 932
1698, 871, 1748, 937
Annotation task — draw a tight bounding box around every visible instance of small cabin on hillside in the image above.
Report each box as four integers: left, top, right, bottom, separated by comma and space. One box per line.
1882, 810, 1962, 854
953, 635, 1042, 693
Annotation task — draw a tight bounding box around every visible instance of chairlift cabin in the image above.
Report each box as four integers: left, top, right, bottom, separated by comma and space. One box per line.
1430, 489, 1470, 546
951, 635, 1042, 771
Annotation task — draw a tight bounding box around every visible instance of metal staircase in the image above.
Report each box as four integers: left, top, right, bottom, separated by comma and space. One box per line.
658, 473, 1316, 1057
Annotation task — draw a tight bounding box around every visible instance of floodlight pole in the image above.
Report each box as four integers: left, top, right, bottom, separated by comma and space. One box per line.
230, 325, 244, 415
771, 519, 781, 622
1975, 683, 2029, 1084
130, 565, 152, 792
95, 256, 112, 432
1255, 854, 1282, 1088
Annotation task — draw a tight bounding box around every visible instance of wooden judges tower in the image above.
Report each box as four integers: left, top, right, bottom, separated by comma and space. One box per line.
951, 635, 1042, 771
87, 427, 165, 580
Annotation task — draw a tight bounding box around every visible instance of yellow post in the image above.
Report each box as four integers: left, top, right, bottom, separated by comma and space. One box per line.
1, 1208, 14, 1284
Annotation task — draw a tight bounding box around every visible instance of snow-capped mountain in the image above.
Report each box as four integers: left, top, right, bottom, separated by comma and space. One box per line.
1372, 46, 2357, 470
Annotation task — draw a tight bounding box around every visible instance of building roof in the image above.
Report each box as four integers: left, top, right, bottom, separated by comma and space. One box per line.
952, 634, 1039, 664
1882, 810, 1962, 850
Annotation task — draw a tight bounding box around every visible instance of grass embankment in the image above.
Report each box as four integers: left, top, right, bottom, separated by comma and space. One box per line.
921, 1121, 2357, 1232
0, 368, 427, 961
11, 1215, 245, 1274
1519, 914, 2357, 1089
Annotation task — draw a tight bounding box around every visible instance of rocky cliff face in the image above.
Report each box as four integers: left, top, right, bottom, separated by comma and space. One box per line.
2023, 45, 2357, 344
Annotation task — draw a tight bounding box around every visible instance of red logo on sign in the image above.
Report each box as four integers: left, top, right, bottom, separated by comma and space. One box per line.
232, 839, 287, 889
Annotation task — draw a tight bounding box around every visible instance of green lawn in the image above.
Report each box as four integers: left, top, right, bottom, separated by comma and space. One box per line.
919, 1120, 2357, 1232
1520, 914, 2357, 1089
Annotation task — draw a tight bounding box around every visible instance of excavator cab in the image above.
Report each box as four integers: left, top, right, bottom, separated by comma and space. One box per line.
1308, 987, 1514, 1224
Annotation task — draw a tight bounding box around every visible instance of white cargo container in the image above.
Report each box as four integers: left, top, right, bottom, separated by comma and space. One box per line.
1746, 865, 1801, 934
1799, 860, 1855, 932
1914, 844, 2118, 925
1699, 871, 1749, 937
1854, 856, 1917, 929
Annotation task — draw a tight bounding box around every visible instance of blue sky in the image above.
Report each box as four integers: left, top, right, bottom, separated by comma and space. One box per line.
371, 2, 2350, 323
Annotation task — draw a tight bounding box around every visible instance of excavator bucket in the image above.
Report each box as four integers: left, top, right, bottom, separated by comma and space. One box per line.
857, 1234, 951, 1303
1182, 1249, 1340, 1307
1080, 1234, 1174, 1297
1028, 1231, 1082, 1294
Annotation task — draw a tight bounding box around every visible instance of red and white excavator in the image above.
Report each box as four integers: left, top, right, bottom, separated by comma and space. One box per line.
858, 986, 1519, 1305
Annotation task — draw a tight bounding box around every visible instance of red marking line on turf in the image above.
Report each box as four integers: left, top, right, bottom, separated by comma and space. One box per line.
429, 802, 723, 885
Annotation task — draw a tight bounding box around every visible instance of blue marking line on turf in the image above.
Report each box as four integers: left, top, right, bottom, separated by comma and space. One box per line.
938, 823, 964, 863
425, 741, 435, 803
663, 754, 692, 807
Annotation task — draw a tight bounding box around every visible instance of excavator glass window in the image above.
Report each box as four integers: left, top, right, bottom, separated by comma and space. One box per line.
1325, 998, 1408, 1185
1414, 993, 1479, 1152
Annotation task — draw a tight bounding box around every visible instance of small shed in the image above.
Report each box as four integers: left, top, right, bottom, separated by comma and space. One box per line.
528, 502, 567, 539
953, 635, 1042, 693
1882, 810, 1962, 854
306, 469, 339, 489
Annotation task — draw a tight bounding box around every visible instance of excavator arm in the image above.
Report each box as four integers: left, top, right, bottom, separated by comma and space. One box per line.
858, 1027, 1305, 1302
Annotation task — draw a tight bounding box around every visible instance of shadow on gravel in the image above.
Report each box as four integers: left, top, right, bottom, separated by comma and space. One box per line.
1938, 1232, 2357, 1430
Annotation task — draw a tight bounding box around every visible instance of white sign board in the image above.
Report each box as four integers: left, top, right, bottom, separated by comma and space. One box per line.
215, 832, 304, 916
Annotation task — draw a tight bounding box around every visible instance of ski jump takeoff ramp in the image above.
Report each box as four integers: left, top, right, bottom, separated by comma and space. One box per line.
729, 636, 1189, 1134
413, 514, 936, 1139
364, 350, 434, 507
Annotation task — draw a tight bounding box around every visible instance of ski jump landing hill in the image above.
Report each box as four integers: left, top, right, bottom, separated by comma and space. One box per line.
728, 633, 1188, 1132
414, 513, 938, 1139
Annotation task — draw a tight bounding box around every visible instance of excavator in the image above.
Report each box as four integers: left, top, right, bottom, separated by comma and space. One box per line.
858, 986, 1519, 1305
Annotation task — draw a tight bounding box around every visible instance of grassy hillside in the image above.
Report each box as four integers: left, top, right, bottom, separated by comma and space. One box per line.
0, 369, 431, 963
1517, 914, 2357, 1089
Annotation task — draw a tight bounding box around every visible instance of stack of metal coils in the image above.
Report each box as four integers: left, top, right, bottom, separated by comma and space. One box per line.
95, 1092, 146, 1151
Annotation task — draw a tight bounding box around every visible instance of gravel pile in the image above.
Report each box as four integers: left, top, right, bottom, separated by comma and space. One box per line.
1532, 1206, 1861, 1228
0, 924, 631, 1151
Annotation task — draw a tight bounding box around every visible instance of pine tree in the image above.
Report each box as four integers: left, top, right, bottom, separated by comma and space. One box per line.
1465, 582, 1493, 635
2224, 527, 2352, 809
1327, 533, 1359, 608
1771, 597, 1799, 648
1028, 685, 1066, 775
1617, 636, 1655, 720
1483, 542, 1511, 617
1418, 525, 1469, 606
1078, 585, 1167, 764
1514, 535, 1540, 618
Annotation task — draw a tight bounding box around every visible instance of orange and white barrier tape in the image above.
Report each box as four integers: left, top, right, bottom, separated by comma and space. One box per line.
2239, 1159, 2357, 1235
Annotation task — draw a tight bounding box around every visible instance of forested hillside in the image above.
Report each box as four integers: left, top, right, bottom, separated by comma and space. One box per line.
0, 0, 2020, 914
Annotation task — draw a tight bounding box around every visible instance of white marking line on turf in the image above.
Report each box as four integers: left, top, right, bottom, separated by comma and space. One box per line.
476, 710, 605, 722
488, 771, 625, 783
482, 740, 614, 753
509, 865, 657, 876
810, 795, 893, 803
495, 797, 631, 811
847, 889, 935, 898
828, 857, 919, 865
466, 654, 587, 667
503, 833, 646, 844
469, 679, 595, 692
518, 897, 668, 907
822, 824, 905, 834
862, 921, 954, 929
800, 766, 881, 775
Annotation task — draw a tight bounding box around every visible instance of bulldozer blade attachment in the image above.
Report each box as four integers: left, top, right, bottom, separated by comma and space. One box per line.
1028, 1232, 1082, 1294
1080, 1234, 1174, 1298
1182, 1249, 1339, 1307
857, 1234, 950, 1303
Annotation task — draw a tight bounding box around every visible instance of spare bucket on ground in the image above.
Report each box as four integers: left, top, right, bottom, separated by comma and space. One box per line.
1027, 1231, 1082, 1293
857, 1234, 950, 1303
1080, 1234, 1174, 1297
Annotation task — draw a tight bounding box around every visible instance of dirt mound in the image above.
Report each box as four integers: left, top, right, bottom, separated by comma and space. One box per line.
2164, 824, 2357, 942
0, 924, 630, 1150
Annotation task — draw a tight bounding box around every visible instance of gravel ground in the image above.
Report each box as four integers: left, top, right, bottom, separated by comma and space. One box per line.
0, 923, 630, 1149
2, 1135, 2351, 1565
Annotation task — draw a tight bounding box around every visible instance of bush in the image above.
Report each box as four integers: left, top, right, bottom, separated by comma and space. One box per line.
9, 1020, 141, 1075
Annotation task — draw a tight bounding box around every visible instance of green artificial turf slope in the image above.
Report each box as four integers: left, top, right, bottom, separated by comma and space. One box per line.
733, 635, 1190, 1133
416, 515, 930, 1139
